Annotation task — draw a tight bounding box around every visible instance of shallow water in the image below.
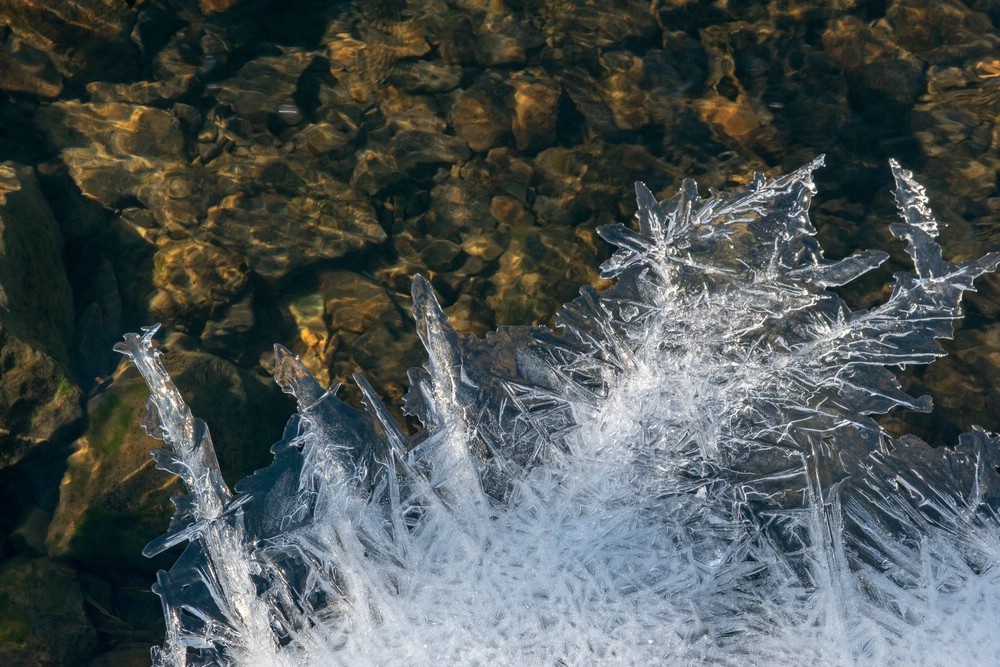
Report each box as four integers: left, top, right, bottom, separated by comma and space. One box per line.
0, 0, 998, 664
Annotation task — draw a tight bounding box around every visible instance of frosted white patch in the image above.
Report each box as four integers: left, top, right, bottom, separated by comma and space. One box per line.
118, 158, 1000, 666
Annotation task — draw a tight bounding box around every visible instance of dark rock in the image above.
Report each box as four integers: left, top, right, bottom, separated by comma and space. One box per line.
201, 163, 386, 280
0, 0, 136, 81
319, 270, 399, 331
149, 239, 249, 321
212, 50, 316, 124
450, 87, 512, 152
886, 0, 1000, 64
488, 226, 605, 327
419, 238, 462, 271
461, 233, 506, 263
390, 129, 471, 172
85, 644, 155, 667
200, 0, 246, 15
388, 60, 462, 93
0, 556, 97, 666
490, 195, 533, 227
511, 74, 561, 152
201, 290, 256, 351
822, 16, 925, 112
35, 102, 186, 207
0, 164, 80, 470
297, 121, 359, 158
350, 149, 401, 195
0, 33, 62, 98
423, 180, 493, 238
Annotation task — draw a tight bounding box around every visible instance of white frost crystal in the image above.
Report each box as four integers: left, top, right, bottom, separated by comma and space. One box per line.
117, 158, 1000, 666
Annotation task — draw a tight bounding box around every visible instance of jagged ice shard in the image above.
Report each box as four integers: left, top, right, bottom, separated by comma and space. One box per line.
116, 158, 1000, 665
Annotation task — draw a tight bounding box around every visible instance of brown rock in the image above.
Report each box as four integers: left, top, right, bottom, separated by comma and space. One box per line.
488, 226, 603, 327
388, 60, 462, 93
450, 88, 512, 152
424, 181, 494, 238
511, 75, 561, 152
0, 556, 97, 666
35, 102, 186, 206
490, 195, 533, 227
203, 166, 386, 280
462, 233, 505, 262
0, 33, 62, 98
0, 164, 81, 470
285, 292, 333, 387
149, 239, 249, 320
822, 16, 924, 110
320, 270, 402, 334
212, 51, 316, 123
0, 0, 136, 80
390, 129, 472, 172
886, 0, 1000, 64
200, 0, 245, 15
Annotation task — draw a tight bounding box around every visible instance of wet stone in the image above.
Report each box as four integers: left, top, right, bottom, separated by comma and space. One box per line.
419, 238, 463, 271
423, 180, 494, 238
490, 195, 533, 227
462, 233, 506, 263
0, 164, 81, 470
388, 60, 462, 93
0, 556, 97, 666
598, 51, 652, 132
297, 121, 359, 157
488, 226, 604, 327
320, 270, 402, 335
390, 129, 471, 172
35, 102, 186, 206
822, 16, 924, 111
544, 0, 658, 52
136, 167, 227, 235
0, 0, 136, 80
886, 0, 1000, 64
312, 270, 416, 411
471, 11, 538, 66
350, 149, 401, 196
450, 86, 512, 152
212, 50, 316, 123
202, 167, 386, 281
200, 0, 246, 15
511, 74, 561, 153
0, 33, 62, 98
285, 291, 333, 387
149, 239, 249, 321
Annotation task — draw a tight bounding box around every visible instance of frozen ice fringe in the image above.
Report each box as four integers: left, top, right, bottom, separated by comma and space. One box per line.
117, 158, 1000, 665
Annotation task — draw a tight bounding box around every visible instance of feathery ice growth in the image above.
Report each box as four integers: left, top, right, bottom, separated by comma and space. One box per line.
117, 158, 1000, 666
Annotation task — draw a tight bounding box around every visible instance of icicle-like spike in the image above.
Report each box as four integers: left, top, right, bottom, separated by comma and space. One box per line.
408, 274, 485, 509
888, 159, 949, 280
115, 325, 231, 516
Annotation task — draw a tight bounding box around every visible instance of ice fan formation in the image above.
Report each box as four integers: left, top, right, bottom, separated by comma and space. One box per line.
117, 158, 1000, 666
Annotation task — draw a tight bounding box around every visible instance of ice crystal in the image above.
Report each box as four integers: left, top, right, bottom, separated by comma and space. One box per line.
116, 158, 1000, 666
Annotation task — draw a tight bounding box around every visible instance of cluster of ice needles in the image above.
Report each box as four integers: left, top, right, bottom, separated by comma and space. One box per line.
117, 158, 1000, 666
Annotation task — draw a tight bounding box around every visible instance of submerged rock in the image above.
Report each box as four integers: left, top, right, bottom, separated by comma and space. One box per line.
0, 33, 62, 98
35, 102, 186, 207
0, 0, 136, 81
0, 164, 81, 470
0, 556, 97, 666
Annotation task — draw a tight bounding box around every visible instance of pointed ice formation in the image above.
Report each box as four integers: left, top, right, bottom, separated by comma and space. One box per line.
119, 159, 1000, 666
